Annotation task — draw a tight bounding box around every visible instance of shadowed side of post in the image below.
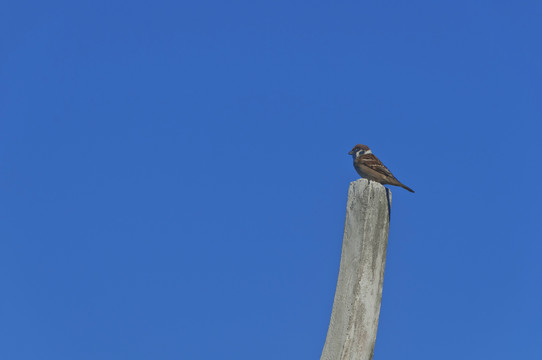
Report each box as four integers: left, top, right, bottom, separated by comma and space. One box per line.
321, 179, 391, 360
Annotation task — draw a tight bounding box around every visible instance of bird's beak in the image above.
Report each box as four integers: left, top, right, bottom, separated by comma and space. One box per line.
348, 150, 354, 155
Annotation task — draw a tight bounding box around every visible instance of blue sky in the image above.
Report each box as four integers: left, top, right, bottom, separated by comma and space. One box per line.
1, 1, 541, 359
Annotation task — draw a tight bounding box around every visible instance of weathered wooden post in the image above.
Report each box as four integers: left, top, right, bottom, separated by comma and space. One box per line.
321, 179, 391, 360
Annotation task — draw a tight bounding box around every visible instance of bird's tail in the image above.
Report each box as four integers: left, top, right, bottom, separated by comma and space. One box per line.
390, 178, 415, 193
399, 183, 415, 193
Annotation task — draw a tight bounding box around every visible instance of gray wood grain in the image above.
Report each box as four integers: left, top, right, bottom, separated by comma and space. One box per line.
321, 179, 391, 360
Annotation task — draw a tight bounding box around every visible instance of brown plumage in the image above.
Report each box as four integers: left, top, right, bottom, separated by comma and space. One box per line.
348, 144, 414, 193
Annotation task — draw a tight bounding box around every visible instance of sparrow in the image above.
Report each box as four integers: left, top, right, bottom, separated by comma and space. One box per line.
348, 144, 414, 193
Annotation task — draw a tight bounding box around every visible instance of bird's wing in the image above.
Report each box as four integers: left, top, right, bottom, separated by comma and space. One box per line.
358, 154, 396, 179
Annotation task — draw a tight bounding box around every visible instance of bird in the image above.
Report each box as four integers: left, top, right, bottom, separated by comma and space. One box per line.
348, 144, 414, 193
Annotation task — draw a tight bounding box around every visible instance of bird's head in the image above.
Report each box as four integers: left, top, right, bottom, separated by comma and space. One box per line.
348, 144, 371, 158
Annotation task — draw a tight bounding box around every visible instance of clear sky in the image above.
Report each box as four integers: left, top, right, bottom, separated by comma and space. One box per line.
1, 1, 541, 359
